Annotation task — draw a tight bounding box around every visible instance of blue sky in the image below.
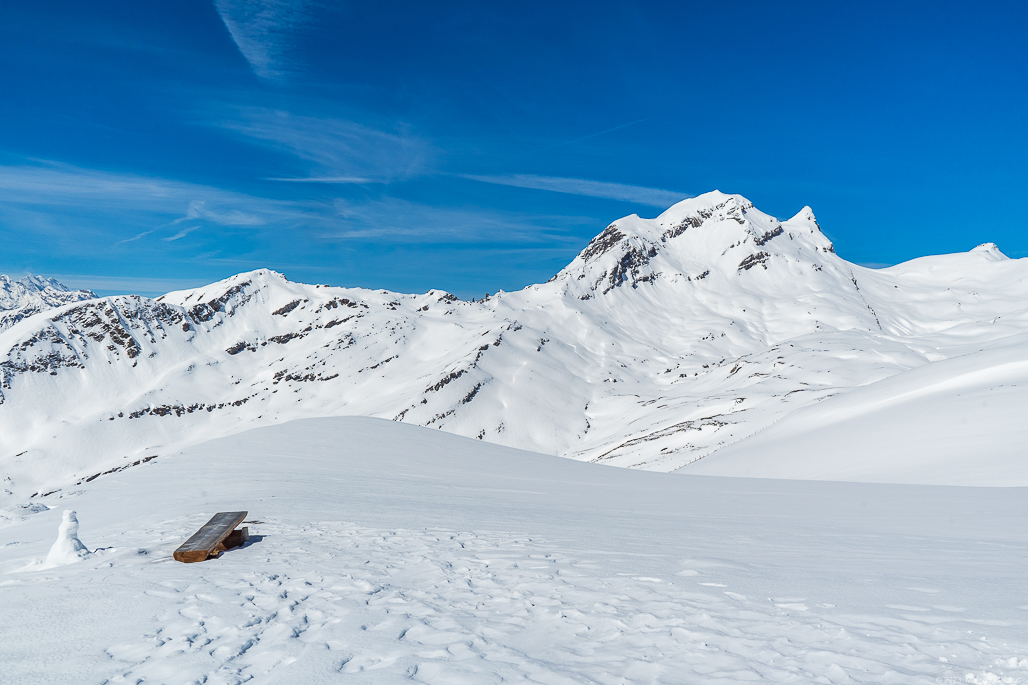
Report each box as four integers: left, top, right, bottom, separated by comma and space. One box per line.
1, 1, 1025, 298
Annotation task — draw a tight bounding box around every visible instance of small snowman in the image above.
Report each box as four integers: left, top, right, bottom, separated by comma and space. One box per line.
45, 510, 92, 566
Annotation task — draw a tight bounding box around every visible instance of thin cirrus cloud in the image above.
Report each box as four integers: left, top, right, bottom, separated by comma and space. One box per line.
0, 162, 313, 243
114, 230, 154, 245
0, 162, 583, 248
265, 176, 375, 184
461, 174, 691, 208
174, 200, 266, 227
219, 109, 433, 182
164, 225, 201, 242
214, 0, 317, 79
327, 197, 590, 244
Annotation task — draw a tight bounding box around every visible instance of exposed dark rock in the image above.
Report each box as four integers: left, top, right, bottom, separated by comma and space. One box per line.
738, 252, 770, 271
579, 224, 626, 262
369, 355, 397, 370
754, 226, 784, 246
461, 383, 483, 404
425, 368, 467, 393
272, 299, 302, 316
601, 243, 659, 294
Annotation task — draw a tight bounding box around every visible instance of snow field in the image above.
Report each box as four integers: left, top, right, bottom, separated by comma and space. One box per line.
11, 521, 1026, 684
2, 417, 1028, 683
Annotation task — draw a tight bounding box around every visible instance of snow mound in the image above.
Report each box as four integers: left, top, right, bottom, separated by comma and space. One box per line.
44, 509, 91, 566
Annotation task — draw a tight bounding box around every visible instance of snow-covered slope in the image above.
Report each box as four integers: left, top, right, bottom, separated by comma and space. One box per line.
0, 274, 95, 331
687, 337, 1028, 485
3, 417, 1027, 684
1, 191, 1026, 498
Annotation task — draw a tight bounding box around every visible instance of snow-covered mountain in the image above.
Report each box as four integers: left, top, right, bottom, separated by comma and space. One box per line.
2, 190, 1027, 499
0, 274, 96, 332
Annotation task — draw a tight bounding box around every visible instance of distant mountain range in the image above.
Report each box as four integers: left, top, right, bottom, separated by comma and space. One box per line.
2, 190, 1027, 501
0, 274, 95, 332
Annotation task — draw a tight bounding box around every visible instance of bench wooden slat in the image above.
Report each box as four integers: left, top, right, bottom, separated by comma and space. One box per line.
173, 511, 247, 563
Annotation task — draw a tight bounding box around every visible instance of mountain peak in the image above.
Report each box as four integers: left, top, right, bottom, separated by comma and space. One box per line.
971, 242, 1008, 261
550, 191, 839, 297
789, 205, 818, 225
653, 190, 751, 226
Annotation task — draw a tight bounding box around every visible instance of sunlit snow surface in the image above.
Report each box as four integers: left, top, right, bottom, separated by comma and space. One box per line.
2, 418, 1027, 684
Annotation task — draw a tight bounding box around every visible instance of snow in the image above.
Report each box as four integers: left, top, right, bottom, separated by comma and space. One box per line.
2, 417, 1027, 683
1, 191, 1028, 503
687, 337, 1028, 484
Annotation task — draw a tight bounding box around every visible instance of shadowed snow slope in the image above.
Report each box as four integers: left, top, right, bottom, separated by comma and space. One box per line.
1, 417, 1027, 684
1, 191, 1027, 499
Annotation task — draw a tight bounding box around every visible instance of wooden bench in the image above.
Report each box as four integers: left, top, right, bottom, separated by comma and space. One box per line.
173, 511, 249, 563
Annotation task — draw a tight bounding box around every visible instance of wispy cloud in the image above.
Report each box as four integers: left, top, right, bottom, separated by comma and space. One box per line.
114, 230, 153, 245
0, 161, 319, 242
220, 109, 433, 182
461, 174, 690, 208
175, 200, 265, 227
326, 197, 590, 243
164, 225, 200, 241
0, 161, 584, 248
214, 0, 317, 79
266, 176, 375, 184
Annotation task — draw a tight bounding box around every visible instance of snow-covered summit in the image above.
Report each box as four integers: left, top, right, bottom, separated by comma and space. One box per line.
970, 242, 1008, 260
0, 274, 96, 332
552, 191, 836, 297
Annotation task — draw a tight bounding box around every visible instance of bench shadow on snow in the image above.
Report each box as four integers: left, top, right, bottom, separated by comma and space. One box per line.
155, 534, 266, 563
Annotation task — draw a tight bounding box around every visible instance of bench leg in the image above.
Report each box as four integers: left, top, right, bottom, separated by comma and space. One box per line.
223, 527, 250, 550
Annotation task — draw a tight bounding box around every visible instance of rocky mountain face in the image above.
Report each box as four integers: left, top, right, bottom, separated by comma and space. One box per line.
2, 191, 1027, 501
0, 275, 96, 332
